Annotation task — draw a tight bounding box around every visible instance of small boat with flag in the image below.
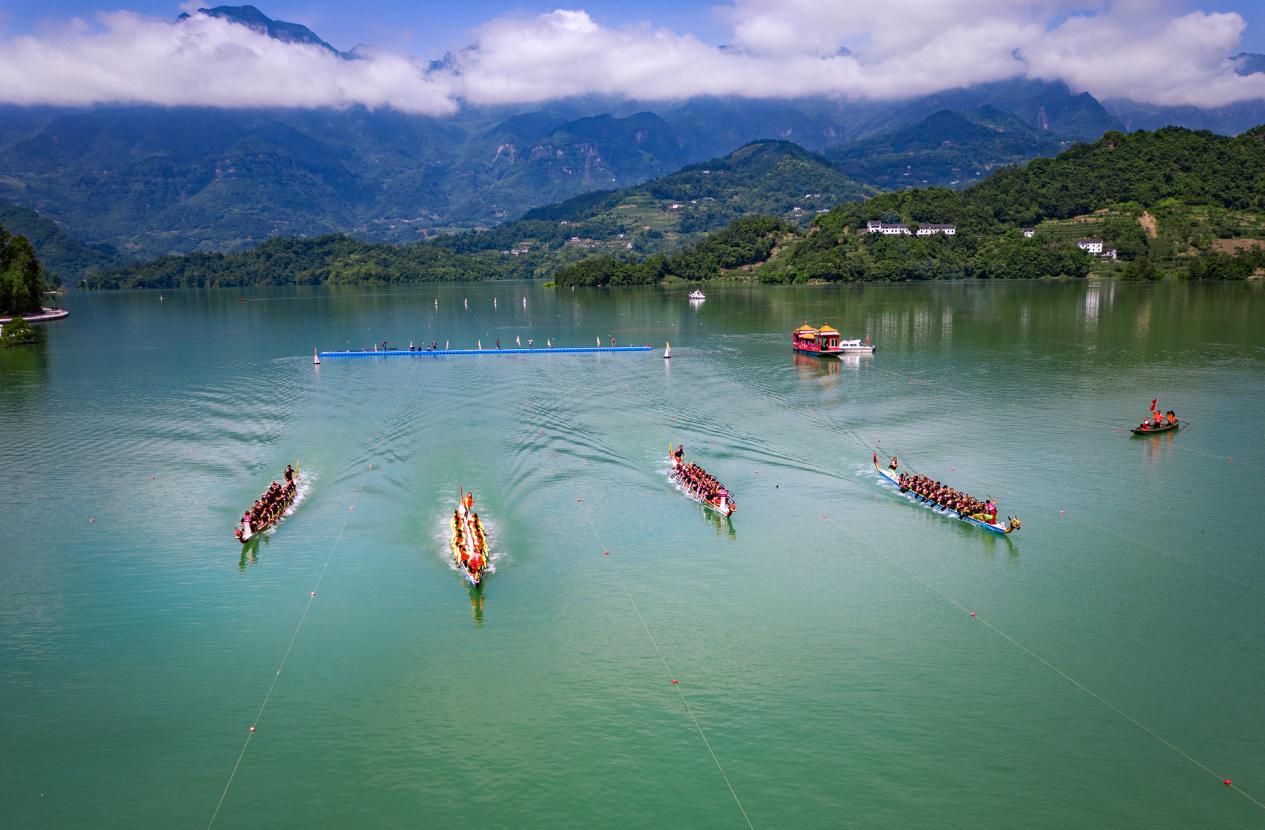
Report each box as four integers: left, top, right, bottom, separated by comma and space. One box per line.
668, 445, 735, 517
234, 464, 299, 543
873, 453, 1018, 535
793, 323, 875, 356
450, 489, 490, 587
1131, 398, 1181, 435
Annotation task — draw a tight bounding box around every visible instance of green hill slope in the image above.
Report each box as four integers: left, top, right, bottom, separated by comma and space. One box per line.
86, 140, 870, 289
0, 200, 116, 283
828, 107, 1068, 189
763, 125, 1265, 282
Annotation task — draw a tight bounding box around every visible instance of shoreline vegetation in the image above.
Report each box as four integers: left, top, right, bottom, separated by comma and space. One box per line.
1, 227, 51, 317
82, 124, 1265, 291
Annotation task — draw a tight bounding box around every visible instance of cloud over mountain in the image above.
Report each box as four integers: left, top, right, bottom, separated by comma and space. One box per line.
0, 1, 1261, 112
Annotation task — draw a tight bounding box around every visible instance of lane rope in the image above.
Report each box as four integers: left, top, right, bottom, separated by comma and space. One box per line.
208, 369, 421, 828
555, 449, 754, 829
820, 513, 1265, 812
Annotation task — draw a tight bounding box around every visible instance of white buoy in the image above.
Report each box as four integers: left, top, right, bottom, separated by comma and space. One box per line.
522, 297, 527, 307
434, 298, 438, 308
664, 341, 671, 359
494, 297, 497, 308
464, 298, 468, 309
516, 335, 521, 347
313, 348, 321, 365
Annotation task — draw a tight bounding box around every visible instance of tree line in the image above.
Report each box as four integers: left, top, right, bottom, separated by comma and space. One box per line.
0, 226, 48, 316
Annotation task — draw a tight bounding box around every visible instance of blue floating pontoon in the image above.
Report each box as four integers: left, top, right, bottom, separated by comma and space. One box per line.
318, 346, 653, 358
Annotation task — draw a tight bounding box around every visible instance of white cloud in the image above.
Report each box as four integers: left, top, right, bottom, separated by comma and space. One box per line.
0, 11, 457, 113
1027, 10, 1265, 106
0, 2, 1261, 113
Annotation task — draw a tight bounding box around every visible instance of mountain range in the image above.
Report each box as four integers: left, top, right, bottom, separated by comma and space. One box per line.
1, 5, 1263, 279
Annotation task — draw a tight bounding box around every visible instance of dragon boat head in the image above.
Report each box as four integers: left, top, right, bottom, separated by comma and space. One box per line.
1007, 516, 1021, 532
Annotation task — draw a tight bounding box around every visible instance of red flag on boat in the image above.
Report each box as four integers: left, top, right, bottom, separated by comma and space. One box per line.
1150, 398, 1158, 411
872, 451, 878, 465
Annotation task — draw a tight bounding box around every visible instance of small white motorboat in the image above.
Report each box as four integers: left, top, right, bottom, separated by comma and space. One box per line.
688, 290, 706, 301
838, 338, 876, 354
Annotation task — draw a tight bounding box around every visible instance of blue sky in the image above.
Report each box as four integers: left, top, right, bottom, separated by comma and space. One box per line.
3, 2, 727, 52
2, 2, 1263, 111
8, 1, 1262, 54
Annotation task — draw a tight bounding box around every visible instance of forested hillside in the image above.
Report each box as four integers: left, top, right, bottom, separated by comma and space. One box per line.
828, 107, 1067, 189
89, 141, 868, 288
561, 125, 1265, 285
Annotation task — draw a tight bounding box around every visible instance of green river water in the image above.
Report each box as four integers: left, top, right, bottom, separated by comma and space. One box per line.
2, 279, 1264, 828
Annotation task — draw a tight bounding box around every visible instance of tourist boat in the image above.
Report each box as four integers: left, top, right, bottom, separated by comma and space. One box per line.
689, 290, 706, 301
234, 467, 299, 543
872, 454, 1019, 535
668, 452, 735, 517
792, 324, 875, 356
450, 490, 490, 587
1131, 419, 1181, 435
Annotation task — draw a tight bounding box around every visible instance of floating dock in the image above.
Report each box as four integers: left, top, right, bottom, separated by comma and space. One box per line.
317, 346, 653, 359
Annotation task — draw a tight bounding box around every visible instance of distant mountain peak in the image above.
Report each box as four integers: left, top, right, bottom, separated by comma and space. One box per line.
1230, 52, 1265, 76
177, 5, 350, 59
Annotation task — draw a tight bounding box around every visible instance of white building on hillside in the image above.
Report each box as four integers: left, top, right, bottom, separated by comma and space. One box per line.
1077, 238, 1104, 255
866, 219, 911, 235
1022, 227, 1035, 238
915, 224, 956, 236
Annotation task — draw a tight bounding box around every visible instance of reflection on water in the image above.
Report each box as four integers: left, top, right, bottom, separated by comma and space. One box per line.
469, 587, 485, 626
1084, 282, 1101, 326
701, 505, 737, 539
0, 337, 49, 412
793, 351, 840, 378
1140, 428, 1179, 469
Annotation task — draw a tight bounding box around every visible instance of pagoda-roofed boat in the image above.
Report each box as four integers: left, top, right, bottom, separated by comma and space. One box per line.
793, 323, 876, 355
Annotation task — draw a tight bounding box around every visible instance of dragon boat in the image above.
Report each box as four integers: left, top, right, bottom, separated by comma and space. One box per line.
668, 451, 735, 517
450, 490, 490, 587
234, 466, 299, 543
873, 454, 1018, 536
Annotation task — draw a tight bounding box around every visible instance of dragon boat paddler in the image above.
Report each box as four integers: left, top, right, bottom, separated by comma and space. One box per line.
876, 452, 1018, 535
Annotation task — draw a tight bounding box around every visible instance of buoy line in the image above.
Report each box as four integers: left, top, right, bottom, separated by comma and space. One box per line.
553, 451, 755, 829
208, 467, 373, 829
208, 375, 422, 828
819, 514, 1265, 812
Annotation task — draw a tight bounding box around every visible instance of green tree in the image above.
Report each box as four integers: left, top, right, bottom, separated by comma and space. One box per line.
0, 229, 48, 316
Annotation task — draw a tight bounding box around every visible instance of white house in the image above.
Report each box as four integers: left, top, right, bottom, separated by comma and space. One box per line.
1077, 238, 1104, 255
1022, 227, 1035, 238
1101, 248, 1118, 261
866, 219, 911, 235
915, 224, 956, 236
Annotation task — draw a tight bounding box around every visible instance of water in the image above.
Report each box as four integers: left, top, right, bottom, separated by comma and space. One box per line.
2, 279, 1264, 828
